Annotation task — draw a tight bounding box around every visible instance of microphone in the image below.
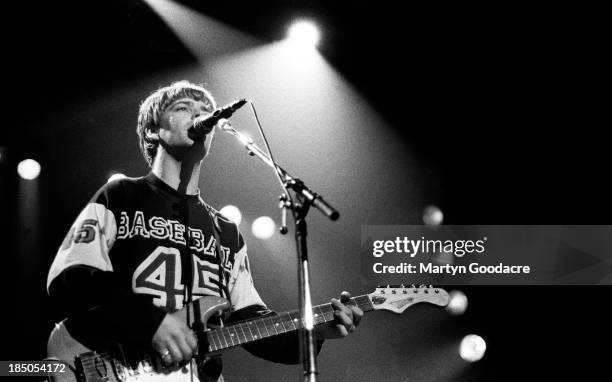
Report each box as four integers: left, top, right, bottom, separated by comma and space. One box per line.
189, 99, 248, 139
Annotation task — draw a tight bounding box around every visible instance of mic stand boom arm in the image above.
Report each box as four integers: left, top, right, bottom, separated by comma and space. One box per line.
220, 121, 339, 382
220, 122, 339, 221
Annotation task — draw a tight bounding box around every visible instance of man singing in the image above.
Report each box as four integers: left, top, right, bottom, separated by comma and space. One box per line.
47, 80, 362, 380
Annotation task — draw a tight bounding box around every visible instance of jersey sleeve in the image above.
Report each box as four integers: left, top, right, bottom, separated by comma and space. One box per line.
46, 192, 117, 291
47, 181, 166, 347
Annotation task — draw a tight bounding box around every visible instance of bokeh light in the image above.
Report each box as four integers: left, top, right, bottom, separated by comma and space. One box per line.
17, 159, 41, 180
423, 205, 444, 226
459, 334, 487, 362
252, 216, 276, 239
446, 290, 468, 316
220, 205, 243, 225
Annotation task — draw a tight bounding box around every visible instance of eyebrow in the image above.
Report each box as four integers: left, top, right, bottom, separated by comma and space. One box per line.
169, 98, 213, 112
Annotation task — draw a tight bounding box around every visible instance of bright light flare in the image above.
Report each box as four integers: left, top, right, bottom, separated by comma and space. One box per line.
287, 20, 320, 48
107, 173, 128, 183
252, 216, 276, 239
459, 334, 486, 362
220, 205, 242, 225
17, 159, 41, 180
446, 290, 468, 316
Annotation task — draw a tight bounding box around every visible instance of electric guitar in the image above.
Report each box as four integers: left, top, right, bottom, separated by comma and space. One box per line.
46, 285, 449, 381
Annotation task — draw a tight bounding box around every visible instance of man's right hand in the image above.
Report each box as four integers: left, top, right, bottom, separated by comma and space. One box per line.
152, 310, 198, 365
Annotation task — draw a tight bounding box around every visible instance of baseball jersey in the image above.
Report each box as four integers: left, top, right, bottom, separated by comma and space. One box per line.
48, 173, 265, 334
47, 172, 315, 365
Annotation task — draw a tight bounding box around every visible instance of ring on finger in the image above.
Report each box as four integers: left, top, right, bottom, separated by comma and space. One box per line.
161, 349, 171, 361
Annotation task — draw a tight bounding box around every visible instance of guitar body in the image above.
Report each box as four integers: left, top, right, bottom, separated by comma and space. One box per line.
46, 296, 231, 382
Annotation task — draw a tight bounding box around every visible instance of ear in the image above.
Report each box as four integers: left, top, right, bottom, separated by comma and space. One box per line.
145, 126, 159, 142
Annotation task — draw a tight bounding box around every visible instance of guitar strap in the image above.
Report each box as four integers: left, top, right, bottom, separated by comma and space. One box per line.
190, 198, 228, 381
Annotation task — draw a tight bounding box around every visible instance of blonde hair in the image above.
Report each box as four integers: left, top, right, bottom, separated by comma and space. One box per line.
136, 81, 216, 166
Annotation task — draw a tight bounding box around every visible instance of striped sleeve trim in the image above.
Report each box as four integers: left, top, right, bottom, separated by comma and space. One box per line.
47, 202, 117, 291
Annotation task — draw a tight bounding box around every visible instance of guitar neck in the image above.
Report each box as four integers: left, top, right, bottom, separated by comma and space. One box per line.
206, 295, 374, 352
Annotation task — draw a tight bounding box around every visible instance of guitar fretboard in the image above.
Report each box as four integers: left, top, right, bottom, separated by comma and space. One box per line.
206, 295, 374, 352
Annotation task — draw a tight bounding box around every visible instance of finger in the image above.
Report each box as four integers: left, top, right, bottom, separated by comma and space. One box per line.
335, 324, 349, 337
334, 310, 353, 328
351, 306, 364, 326
331, 298, 341, 309
340, 291, 351, 304
331, 298, 352, 316
186, 330, 198, 353
157, 346, 172, 365
332, 298, 353, 323
153, 341, 168, 355
339, 311, 356, 333
173, 333, 194, 361
166, 342, 182, 365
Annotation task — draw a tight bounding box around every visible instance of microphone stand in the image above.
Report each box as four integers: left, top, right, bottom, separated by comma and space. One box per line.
219, 121, 339, 382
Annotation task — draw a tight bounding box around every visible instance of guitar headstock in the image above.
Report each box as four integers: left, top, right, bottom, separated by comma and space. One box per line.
367, 285, 450, 314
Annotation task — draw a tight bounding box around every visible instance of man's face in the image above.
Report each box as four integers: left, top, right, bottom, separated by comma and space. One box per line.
157, 97, 215, 161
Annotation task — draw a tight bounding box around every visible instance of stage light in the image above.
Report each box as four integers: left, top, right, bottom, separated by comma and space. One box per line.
252, 216, 276, 239
17, 159, 41, 180
220, 205, 242, 225
107, 173, 128, 183
446, 290, 468, 316
459, 334, 486, 362
423, 205, 444, 226
287, 20, 320, 48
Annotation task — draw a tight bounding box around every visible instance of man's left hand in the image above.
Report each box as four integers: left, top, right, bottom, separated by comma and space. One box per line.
317, 291, 363, 339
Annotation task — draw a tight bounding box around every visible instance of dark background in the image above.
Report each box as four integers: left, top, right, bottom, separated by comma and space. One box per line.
1, 1, 610, 380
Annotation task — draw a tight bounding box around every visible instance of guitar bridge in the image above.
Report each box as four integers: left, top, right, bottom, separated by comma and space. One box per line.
76, 348, 136, 382
75, 351, 112, 381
